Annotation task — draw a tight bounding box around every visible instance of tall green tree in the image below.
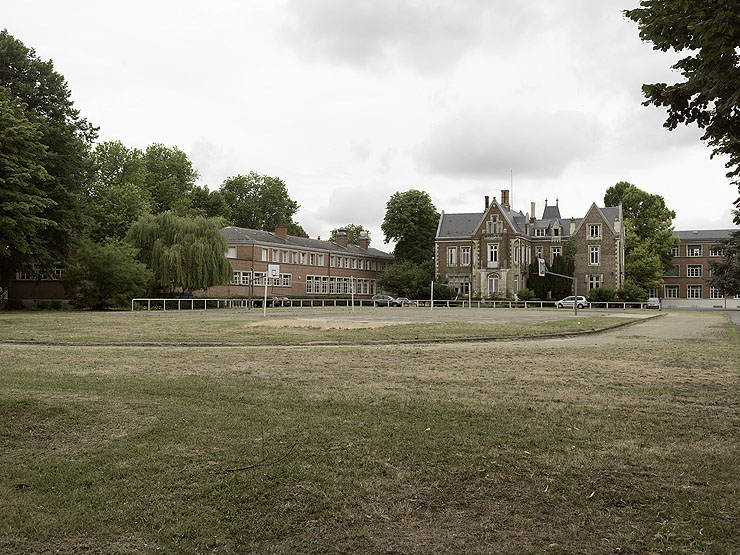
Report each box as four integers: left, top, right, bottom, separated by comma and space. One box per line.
0, 29, 97, 284
86, 141, 152, 241
126, 212, 232, 294
220, 172, 302, 232
329, 224, 371, 245
709, 232, 740, 296
142, 143, 198, 214
626, 2, 740, 290
0, 87, 54, 286
381, 190, 439, 264
187, 185, 230, 220
604, 181, 678, 289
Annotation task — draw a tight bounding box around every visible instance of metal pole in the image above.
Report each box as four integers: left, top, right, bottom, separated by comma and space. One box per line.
431, 281, 434, 310
263, 279, 268, 318
574, 277, 578, 316
249, 266, 253, 310
351, 276, 355, 313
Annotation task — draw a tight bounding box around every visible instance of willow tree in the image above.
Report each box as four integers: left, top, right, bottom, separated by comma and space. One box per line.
126, 212, 232, 293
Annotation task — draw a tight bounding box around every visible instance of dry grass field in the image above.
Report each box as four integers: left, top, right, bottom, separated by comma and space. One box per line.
1, 309, 738, 553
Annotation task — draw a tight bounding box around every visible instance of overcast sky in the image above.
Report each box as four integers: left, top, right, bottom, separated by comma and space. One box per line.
4, 1, 737, 249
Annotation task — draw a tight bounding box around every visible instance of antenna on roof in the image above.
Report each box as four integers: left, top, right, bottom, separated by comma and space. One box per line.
510, 169, 513, 208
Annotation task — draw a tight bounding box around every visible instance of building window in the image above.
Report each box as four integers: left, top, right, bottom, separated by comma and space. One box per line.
461, 247, 470, 266
535, 228, 546, 237
487, 217, 502, 234
241, 271, 251, 285
709, 247, 724, 257
487, 273, 499, 295
551, 247, 561, 262
292, 251, 298, 264
710, 287, 723, 299
664, 285, 679, 299
588, 224, 601, 239
253, 272, 266, 286
553, 227, 560, 237
670, 245, 679, 256
232, 271, 240, 284
281, 250, 288, 263
687, 285, 702, 299
330, 255, 335, 267
588, 275, 601, 290
513, 275, 519, 295
448, 247, 457, 266
487, 244, 498, 265
344, 257, 350, 268
647, 288, 658, 298
351, 258, 357, 269
318, 254, 324, 266
664, 264, 679, 277
536, 247, 543, 259
526, 247, 531, 265
513, 245, 519, 264
226, 246, 237, 259
589, 245, 600, 265
272, 249, 279, 262
686, 245, 702, 257
301, 252, 307, 265
687, 265, 702, 277
261, 248, 269, 262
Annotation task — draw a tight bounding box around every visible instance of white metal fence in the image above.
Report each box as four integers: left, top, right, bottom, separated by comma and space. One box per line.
131, 298, 661, 311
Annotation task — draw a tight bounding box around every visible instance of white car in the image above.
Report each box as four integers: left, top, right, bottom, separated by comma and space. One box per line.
646, 297, 661, 309
556, 295, 589, 309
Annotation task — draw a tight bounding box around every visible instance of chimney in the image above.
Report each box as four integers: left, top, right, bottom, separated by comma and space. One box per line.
274, 224, 288, 239
335, 227, 348, 248
530, 202, 536, 223
614, 217, 620, 233
485, 195, 490, 210
569, 217, 575, 235
358, 234, 369, 250
501, 189, 510, 208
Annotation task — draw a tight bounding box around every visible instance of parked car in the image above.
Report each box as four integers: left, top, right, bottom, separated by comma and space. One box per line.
556, 295, 589, 309
395, 297, 417, 306
646, 297, 661, 309
372, 294, 401, 307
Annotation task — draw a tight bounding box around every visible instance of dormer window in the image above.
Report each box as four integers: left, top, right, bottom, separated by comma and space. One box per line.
486, 216, 502, 234
553, 228, 560, 236
535, 228, 546, 237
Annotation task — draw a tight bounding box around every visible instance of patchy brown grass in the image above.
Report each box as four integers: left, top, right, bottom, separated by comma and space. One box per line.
0, 313, 738, 553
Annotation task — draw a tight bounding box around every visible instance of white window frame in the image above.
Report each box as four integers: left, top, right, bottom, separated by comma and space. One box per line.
687, 265, 702, 277
710, 287, 723, 299
589, 245, 600, 265
588, 224, 601, 239
261, 248, 269, 262
687, 285, 702, 299
461, 247, 470, 266
551, 247, 561, 263
686, 245, 702, 257
588, 275, 601, 290
664, 285, 679, 299
448, 247, 457, 266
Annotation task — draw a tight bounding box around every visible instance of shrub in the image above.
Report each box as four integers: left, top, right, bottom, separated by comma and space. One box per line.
588, 287, 615, 303
615, 281, 648, 301
517, 287, 537, 301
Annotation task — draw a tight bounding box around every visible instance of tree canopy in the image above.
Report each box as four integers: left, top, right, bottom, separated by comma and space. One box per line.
329, 224, 371, 245
0, 29, 97, 285
220, 172, 302, 232
126, 212, 232, 294
381, 190, 439, 264
604, 181, 678, 290
625, 2, 740, 210
142, 143, 199, 214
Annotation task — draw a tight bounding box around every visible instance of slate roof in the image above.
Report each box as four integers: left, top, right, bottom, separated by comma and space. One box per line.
222, 226, 394, 259
436, 200, 617, 239
674, 229, 737, 241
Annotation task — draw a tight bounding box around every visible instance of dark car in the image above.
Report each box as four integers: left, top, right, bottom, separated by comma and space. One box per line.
372, 294, 401, 307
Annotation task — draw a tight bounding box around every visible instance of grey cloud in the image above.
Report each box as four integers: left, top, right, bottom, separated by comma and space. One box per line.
417, 108, 605, 179
284, 0, 504, 72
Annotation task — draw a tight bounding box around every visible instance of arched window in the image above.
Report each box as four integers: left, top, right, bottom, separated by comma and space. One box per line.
487, 273, 499, 295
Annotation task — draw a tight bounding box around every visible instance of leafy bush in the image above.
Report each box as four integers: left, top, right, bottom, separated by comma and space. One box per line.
63, 239, 153, 309
588, 287, 615, 303
615, 281, 648, 301
517, 287, 537, 301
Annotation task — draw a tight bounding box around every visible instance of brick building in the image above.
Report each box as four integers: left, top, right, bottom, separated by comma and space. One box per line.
200, 224, 393, 298
661, 229, 740, 308
435, 190, 625, 298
